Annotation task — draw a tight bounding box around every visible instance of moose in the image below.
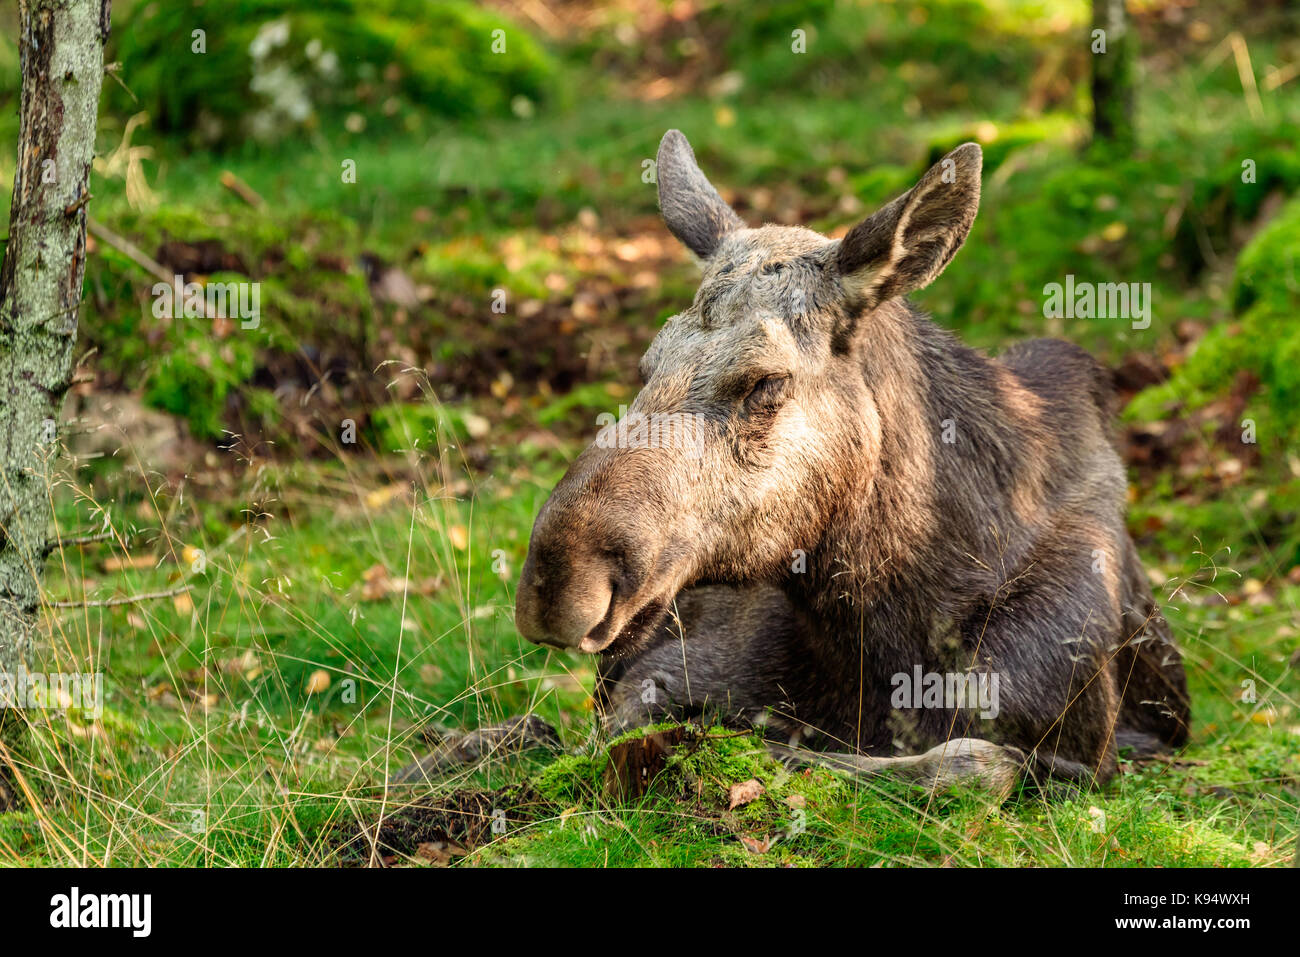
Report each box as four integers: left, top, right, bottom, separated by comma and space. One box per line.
458, 131, 1193, 794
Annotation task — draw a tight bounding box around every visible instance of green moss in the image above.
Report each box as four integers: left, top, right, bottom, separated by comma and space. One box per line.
1234, 193, 1300, 313
108, 0, 555, 146
530, 752, 605, 806
143, 321, 260, 440
1128, 197, 1300, 455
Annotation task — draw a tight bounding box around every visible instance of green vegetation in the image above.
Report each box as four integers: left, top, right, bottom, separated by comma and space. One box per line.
107, 0, 555, 142
0, 0, 1296, 866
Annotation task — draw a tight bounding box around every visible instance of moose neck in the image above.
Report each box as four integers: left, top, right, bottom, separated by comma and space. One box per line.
785, 300, 1036, 657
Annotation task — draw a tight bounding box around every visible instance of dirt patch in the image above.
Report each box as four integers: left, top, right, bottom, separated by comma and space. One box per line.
333, 783, 550, 867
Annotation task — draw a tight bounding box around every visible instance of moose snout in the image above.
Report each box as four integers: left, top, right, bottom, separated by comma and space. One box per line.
515, 539, 623, 651
515, 445, 673, 653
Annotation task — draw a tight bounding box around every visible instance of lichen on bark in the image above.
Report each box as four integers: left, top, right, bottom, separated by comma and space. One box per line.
0, 0, 110, 810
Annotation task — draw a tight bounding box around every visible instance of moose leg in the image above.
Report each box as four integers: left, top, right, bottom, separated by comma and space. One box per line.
600, 587, 1060, 798
953, 524, 1140, 789
767, 737, 1026, 799
1113, 534, 1191, 754
597, 584, 811, 738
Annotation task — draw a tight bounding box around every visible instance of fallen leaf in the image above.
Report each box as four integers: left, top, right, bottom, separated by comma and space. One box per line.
414, 841, 467, 866
463, 413, 490, 439
1251, 707, 1278, 725
728, 778, 765, 810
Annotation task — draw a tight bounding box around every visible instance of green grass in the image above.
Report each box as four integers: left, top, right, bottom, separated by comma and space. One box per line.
5, 417, 1293, 867
2, 0, 1298, 866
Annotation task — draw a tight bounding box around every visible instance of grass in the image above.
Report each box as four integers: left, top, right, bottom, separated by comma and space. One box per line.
3, 400, 1294, 867
1, 0, 1298, 866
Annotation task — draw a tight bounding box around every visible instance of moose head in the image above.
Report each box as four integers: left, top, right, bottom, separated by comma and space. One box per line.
515, 130, 982, 654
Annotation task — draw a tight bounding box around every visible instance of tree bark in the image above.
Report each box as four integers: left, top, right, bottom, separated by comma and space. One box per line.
0, 0, 110, 811
1091, 0, 1136, 152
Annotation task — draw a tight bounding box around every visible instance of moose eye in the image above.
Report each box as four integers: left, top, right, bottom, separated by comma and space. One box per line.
743, 375, 790, 413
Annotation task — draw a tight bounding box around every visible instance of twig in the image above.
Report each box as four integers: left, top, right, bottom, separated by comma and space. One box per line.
63, 189, 92, 217
44, 530, 115, 554
220, 170, 265, 208
87, 218, 220, 321
86, 218, 171, 283
1262, 61, 1300, 92
1228, 32, 1264, 120
48, 583, 191, 609
103, 62, 138, 103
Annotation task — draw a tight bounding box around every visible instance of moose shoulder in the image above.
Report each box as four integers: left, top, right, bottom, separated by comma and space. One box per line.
514, 130, 1191, 794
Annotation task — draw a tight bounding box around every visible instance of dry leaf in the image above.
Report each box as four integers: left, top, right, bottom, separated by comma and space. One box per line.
414, 840, 468, 865
1251, 708, 1278, 725
739, 834, 772, 854
361, 563, 390, 601
728, 779, 765, 810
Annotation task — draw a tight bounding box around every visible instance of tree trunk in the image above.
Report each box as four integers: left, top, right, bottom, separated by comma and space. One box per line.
1091, 0, 1136, 152
0, 0, 110, 811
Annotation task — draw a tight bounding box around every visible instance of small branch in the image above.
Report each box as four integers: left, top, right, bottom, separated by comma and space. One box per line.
86, 218, 171, 283
220, 170, 265, 208
48, 583, 191, 609
43, 531, 115, 555
87, 218, 221, 321
63, 189, 93, 218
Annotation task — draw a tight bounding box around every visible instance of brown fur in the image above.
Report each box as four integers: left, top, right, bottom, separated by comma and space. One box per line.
514, 131, 1190, 790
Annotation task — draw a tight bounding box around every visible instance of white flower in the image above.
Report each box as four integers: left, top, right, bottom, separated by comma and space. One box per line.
249, 19, 291, 60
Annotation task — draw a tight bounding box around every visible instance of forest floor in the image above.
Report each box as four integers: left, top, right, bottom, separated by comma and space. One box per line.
0, 0, 1296, 866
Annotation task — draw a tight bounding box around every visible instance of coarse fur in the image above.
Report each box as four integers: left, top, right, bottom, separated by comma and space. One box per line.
513, 131, 1190, 793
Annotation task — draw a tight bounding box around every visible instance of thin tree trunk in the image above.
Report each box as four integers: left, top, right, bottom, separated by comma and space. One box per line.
1091, 0, 1136, 152
0, 0, 110, 811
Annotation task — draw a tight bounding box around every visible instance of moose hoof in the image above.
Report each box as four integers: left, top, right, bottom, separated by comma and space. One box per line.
906, 738, 1024, 798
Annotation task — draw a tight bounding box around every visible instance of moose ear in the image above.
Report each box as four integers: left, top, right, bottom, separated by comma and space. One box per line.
835, 143, 982, 310
657, 129, 746, 260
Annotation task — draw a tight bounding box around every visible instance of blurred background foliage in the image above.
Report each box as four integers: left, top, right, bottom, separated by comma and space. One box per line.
0, 0, 1295, 572
0, 0, 1295, 561
104, 0, 556, 141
